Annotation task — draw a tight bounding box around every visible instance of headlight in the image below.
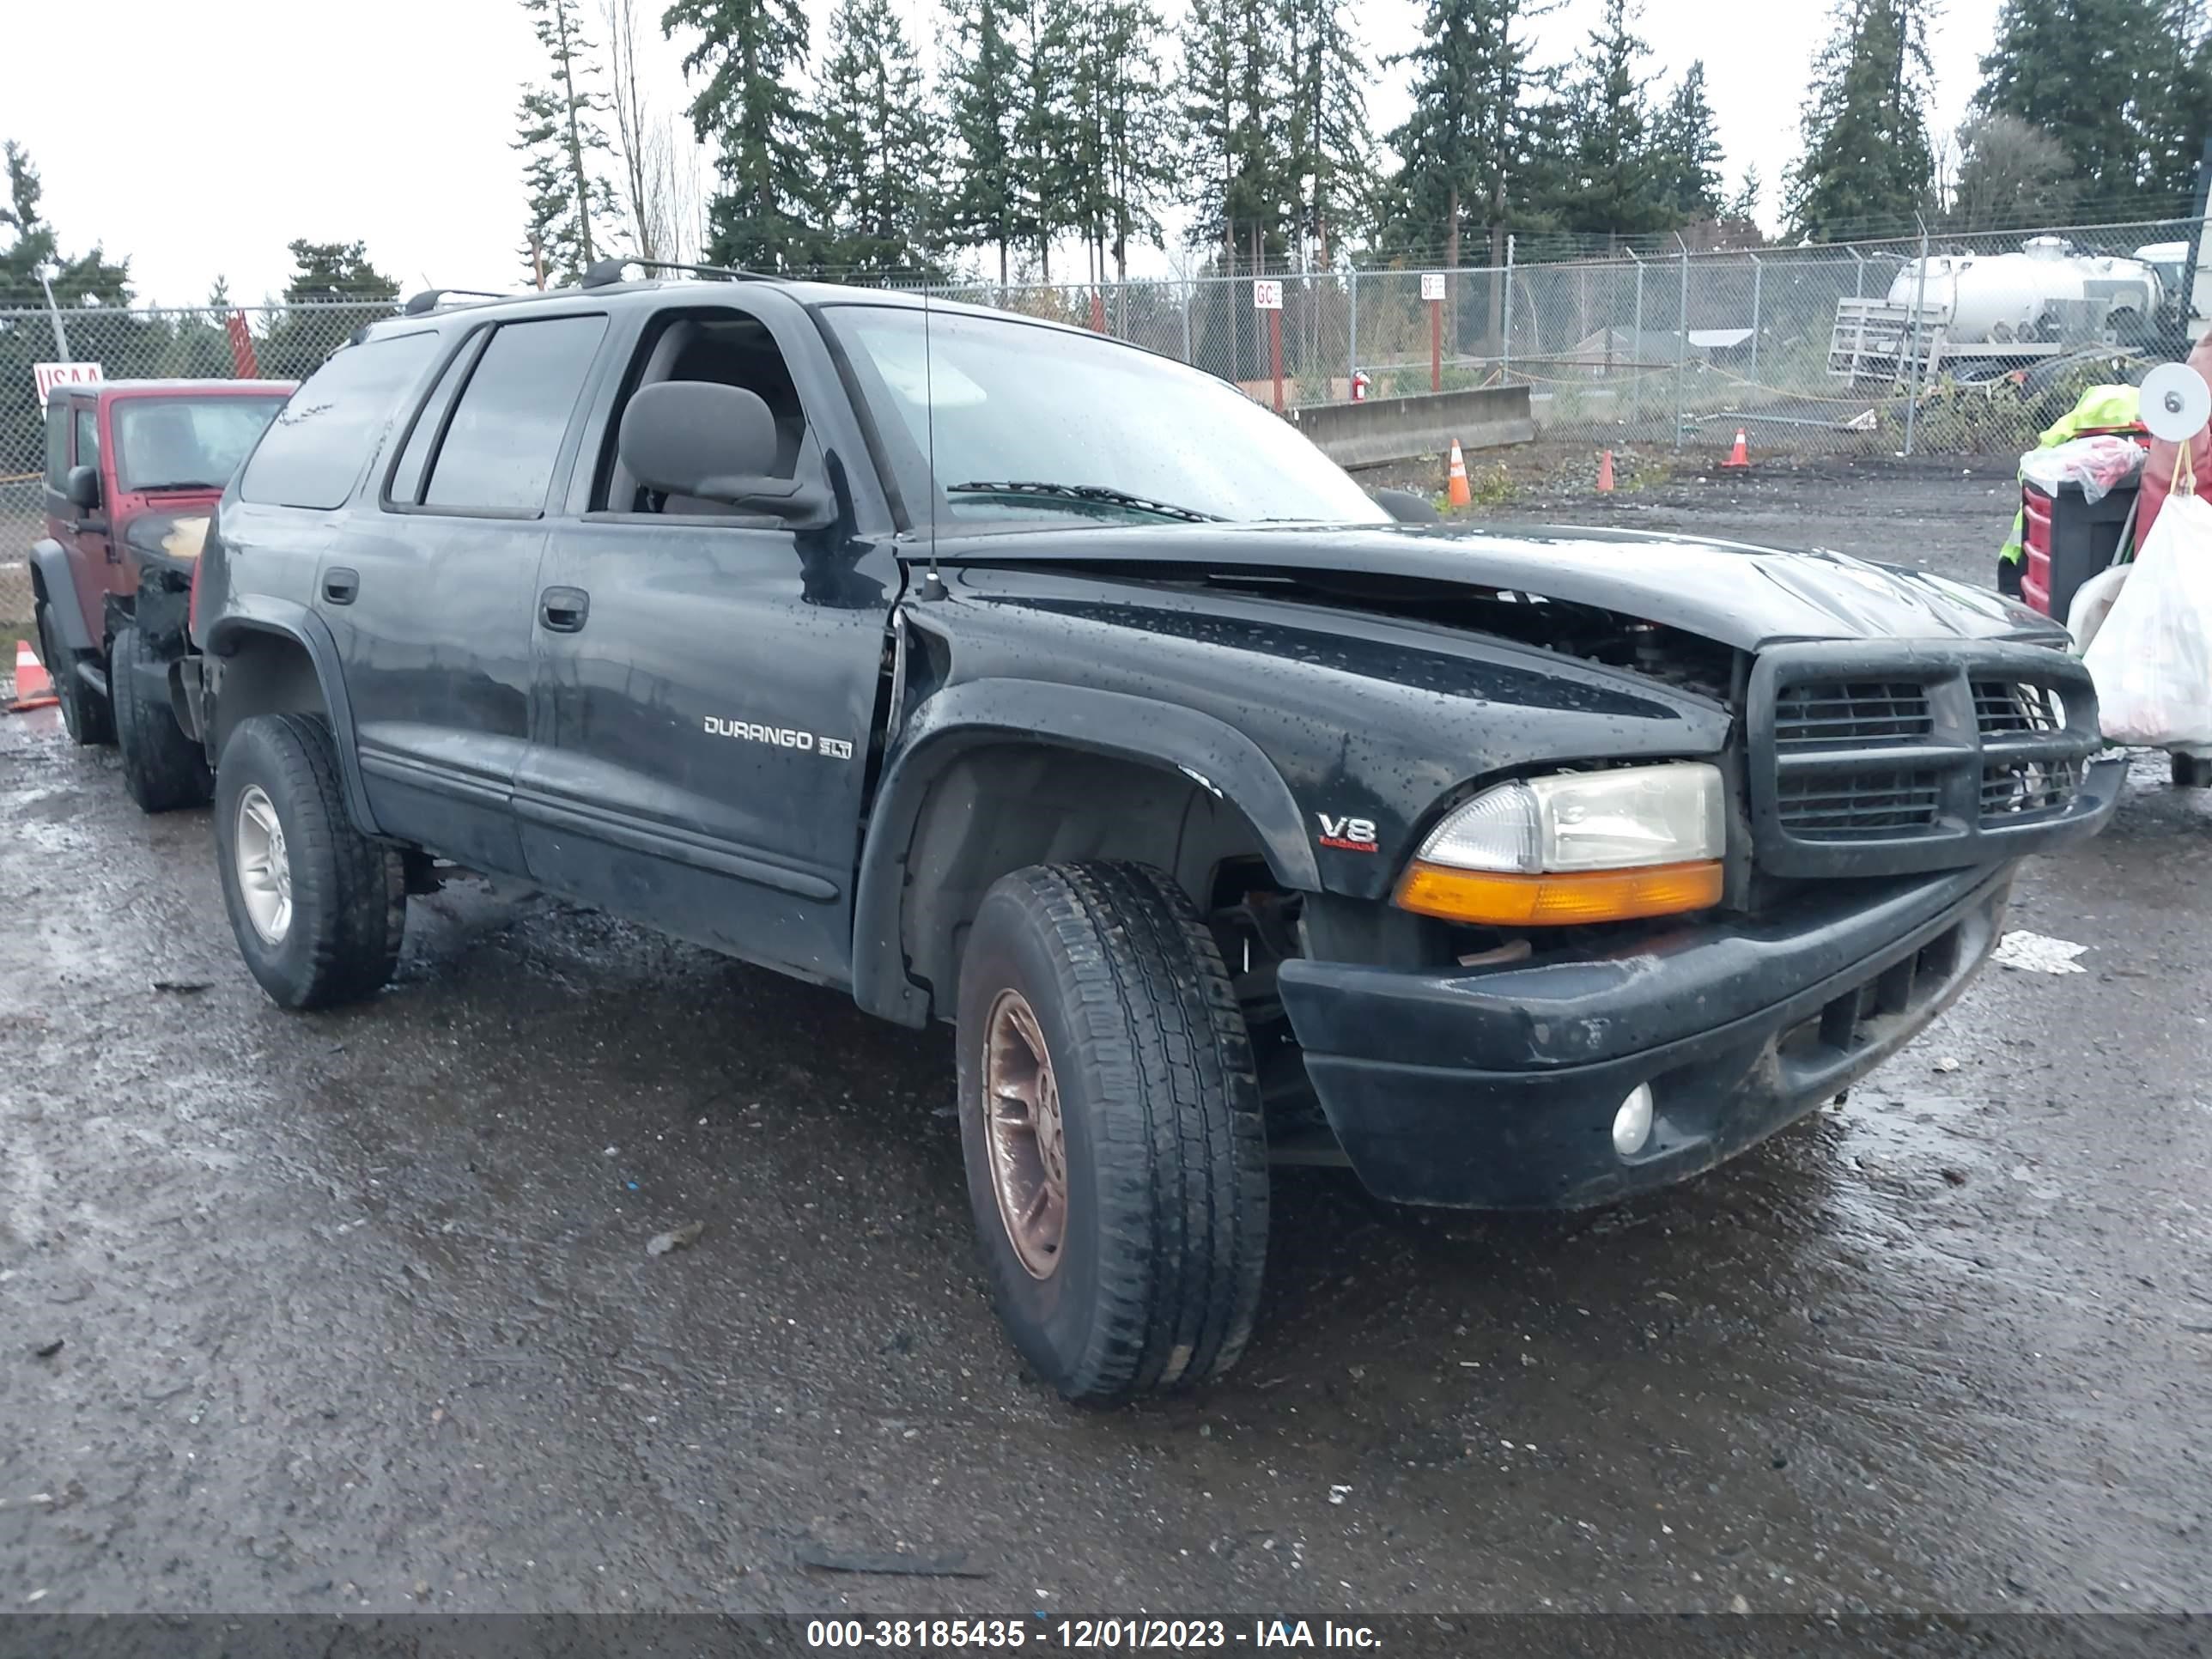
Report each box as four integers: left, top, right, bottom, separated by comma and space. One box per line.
1395, 762, 1726, 927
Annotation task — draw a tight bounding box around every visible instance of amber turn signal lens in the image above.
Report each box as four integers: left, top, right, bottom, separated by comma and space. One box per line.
1394, 859, 1724, 927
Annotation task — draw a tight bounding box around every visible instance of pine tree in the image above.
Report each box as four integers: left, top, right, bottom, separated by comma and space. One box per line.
665, 0, 823, 271
0, 141, 130, 305
1285, 0, 1376, 262
1727, 163, 1764, 224
281, 240, 399, 306
1012, 0, 1079, 278
1975, 0, 2179, 216
1388, 0, 1542, 270
941, 0, 1024, 284
817, 0, 945, 274
1650, 59, 1725, 224
1556, 0, 1668, 238
1054, 0, 1175, 284
1179, 0, 1295, 273
514, 0, 617, 283
1784, 0, 1936, 240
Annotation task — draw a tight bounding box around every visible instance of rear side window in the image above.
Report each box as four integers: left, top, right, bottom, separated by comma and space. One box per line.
45, 404, 69, 489
240, 331, 439, 510
420, 315, 606, 515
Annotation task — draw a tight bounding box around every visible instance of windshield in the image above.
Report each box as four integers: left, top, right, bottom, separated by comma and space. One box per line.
112, 396, 290, 493
822, 304, 1388, 530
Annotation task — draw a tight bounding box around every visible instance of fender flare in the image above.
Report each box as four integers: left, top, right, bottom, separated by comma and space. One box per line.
204, 599, 382, 837
850, 678, 1321, 1026
28, 540, 94, 655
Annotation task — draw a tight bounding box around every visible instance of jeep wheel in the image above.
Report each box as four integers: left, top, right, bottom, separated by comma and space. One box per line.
34, 601, 112, 746
112, 626, 211, 812
956, 861, 1269, 1405
214, 713, 405, 1009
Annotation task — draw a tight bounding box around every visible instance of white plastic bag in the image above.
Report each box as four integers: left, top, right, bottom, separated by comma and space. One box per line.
2066, 562, 2129, 654
2020, 434, 2146, 505
2082, 491, 2212, 744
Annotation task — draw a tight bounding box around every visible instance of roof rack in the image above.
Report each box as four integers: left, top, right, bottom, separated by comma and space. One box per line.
579, 256, 775, 289
400, 287, 522, 317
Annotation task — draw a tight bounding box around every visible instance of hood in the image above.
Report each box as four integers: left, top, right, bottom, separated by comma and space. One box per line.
121, 507, 215, 571
917, 522, 2063, 653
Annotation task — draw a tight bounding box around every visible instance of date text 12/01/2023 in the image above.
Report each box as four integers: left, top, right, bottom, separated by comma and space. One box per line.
805, 1620, 1384, 1649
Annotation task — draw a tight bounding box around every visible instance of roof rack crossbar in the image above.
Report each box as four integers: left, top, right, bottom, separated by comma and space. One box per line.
402, 287, 523, 317
580, 255, 775, 289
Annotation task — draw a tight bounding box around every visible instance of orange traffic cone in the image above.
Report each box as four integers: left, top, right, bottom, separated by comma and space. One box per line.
1596, 450, 1615, 493
1722, 428, 1750, 469
1446, 439, 1473, 508
9, 639, 58, 713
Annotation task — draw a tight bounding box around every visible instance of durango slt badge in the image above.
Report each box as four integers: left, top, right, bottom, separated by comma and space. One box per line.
703, 715, 854, 759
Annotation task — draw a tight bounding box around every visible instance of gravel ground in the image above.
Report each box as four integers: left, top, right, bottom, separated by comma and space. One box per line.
3, 459, 2208, 1632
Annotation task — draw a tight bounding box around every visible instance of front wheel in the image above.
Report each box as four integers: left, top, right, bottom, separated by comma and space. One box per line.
33, 601, 112, 745
214, 713, 405, 1009
956, 861, 1269, 1405
112, 626, 211, 812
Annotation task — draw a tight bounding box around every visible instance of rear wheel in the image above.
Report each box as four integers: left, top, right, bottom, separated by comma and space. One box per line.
214, 713, 405, 1009
33, 600, 112, 745
112, 625, 211, 812
955, 860, 1269, 1405
2172, 751, 2212, 790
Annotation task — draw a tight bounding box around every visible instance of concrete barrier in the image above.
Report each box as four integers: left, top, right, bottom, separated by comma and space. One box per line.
1290, 385, 1534, 471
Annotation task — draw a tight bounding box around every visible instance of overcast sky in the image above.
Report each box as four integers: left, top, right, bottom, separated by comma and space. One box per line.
9, 0, 1998, 307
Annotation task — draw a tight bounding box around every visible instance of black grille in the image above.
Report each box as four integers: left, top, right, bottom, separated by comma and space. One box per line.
1748, 642, 2102, 879
1973, 680, 2063, 736
1981, 757, 2080, 819
1774, 680, 1933, 748
1778, 769, 1942, 839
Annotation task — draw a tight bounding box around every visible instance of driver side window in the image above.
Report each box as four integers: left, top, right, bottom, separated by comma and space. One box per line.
595, 307, 808, 516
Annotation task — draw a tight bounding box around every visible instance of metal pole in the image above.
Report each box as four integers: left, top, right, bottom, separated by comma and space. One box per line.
1903, 217, 1930, 458
1630, 250, 1644, 429
1850, 248, 1865, 301
1748, 253, 1763, 384
1182, 278, 1193, 364
1502, 234, 1516, 381
40, 269, 72, 362
1675, 238, 1689, 450
1346, 268, 1358, 392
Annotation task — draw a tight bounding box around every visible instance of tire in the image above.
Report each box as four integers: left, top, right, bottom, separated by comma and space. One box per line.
955, 860, 1269, 1405
214, 713, 405, 1010
2172, 751, 2212, 790
34, 600, 112, 745
112, 626, 211, 812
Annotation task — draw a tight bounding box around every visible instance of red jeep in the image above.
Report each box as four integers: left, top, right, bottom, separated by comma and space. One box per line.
31, 378, 293, 809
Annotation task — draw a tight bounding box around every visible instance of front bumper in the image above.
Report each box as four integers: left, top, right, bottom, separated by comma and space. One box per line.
1274, 757, 2121, 1210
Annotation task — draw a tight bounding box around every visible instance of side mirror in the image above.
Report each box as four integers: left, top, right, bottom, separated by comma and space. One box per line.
1372, 486, 1441, 526
617, 380, 825, 521
65, 465, 101, 514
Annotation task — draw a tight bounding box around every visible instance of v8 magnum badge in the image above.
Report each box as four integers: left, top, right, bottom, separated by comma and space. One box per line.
1316, 812, 1378, 852
704, 715, 854, 760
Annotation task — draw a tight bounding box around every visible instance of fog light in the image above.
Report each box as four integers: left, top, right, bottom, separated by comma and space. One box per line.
1612, 1084, 1655, 1156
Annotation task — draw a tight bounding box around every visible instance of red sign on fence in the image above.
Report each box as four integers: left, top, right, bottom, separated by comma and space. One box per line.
33, 361, 104, 404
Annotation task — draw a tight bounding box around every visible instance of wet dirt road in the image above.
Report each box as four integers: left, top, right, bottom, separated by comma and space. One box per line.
3, 461, 2209, 1619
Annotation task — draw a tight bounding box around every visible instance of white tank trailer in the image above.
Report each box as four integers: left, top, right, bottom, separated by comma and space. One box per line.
1887, 237, 2164, 343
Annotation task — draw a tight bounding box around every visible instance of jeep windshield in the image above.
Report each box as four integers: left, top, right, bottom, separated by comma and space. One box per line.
820, 303, 1389, 530
113, 396, 290, 494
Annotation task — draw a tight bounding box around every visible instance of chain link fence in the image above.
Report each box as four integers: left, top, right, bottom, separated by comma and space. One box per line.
3, 210, 2204, 592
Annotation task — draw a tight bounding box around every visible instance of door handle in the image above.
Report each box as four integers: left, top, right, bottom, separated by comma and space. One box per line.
539, 586, 590, 633
322, 567, 361, 605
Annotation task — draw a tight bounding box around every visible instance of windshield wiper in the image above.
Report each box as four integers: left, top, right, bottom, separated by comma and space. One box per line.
131, 480, 227, 493
946, 481, 1224, 524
